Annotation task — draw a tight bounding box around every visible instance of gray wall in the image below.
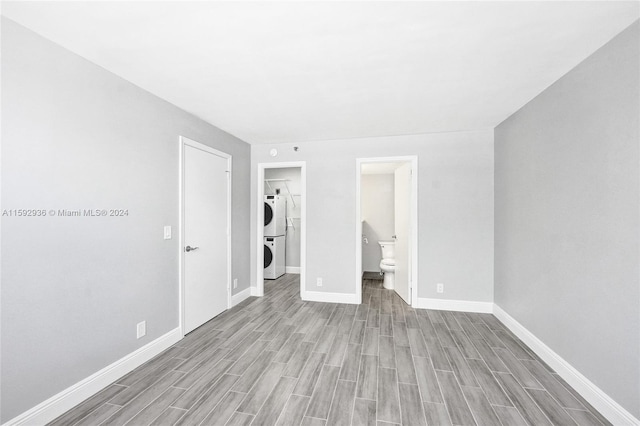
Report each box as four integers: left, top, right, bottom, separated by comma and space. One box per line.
251, 130, 494, 301
0, 19, 251, 422
495, 21, 639, 418
264, 167, 302, 268
361, 174, 395, 272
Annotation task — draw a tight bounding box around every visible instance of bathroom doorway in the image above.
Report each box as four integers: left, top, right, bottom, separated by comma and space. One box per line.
355, 157, 418, 306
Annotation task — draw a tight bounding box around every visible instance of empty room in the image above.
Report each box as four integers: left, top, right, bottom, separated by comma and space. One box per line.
1, 1, 638, 425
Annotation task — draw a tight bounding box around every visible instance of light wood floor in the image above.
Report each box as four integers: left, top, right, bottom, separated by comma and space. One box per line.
49, 274, 610, 425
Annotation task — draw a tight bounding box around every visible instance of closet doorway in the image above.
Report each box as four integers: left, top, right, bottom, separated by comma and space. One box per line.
256, 162, 306, 299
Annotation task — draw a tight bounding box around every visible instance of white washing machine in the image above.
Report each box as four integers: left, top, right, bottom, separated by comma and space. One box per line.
264, 195, 286, 237
264, 235, 286, 279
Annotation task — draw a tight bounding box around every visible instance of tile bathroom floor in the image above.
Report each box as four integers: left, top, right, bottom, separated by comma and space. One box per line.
49, 274, 611, 425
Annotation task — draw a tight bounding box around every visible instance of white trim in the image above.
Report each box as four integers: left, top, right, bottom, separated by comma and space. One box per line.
3, 328, 182, 426
303, 291, 359, 304
226, 153, 233, 311
416, 297, 494, 313
178, 138, 185, 334
256, 162, 306, 300
285, 266, 301, 274
356, 156, 418, 307
231, 287, 252, 306
493, 305, 640, 426
179, 136, 232, 336
255, 165, 265, 297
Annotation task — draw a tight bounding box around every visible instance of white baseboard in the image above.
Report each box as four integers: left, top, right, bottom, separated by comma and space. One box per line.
4, 328, 182, 426
416, 297, 493, 313
303, 290, 359, 304
250, 286, 263, 297
285, 266, 300, 274
231, 287, 252, 306
493, 305, 639, 426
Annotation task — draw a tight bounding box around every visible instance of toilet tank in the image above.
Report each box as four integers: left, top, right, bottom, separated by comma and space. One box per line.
378, 241, 395, 259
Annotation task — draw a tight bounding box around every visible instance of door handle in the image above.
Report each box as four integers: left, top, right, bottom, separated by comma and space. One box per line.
185, 246, 199, 252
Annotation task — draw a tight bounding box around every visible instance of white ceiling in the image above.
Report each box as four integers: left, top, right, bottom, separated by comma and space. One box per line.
2, 1, 638, 144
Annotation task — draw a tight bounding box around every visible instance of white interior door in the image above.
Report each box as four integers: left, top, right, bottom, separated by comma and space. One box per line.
394, 163, 411, 304
183, 142, 229, 334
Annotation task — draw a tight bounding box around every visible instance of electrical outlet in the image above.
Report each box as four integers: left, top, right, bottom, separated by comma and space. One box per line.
233, 278, 238, 289
316, 277, 323, 287
137, 321, 146, 339
437, 283, 444, 294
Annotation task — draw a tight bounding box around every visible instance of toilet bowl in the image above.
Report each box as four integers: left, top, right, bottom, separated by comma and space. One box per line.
378, 241, 396, 290
380, 258, 396, 290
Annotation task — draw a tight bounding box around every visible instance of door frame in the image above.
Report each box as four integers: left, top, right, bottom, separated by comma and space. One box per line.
179, 136, 232, 336
355, 156, 418, 306
256, 161, 306, 299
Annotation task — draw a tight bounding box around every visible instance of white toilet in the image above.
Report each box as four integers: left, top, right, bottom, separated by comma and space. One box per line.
378, 240, 396, 290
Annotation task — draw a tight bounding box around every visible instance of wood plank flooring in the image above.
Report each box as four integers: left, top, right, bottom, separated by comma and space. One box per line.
49, 275, 611, 425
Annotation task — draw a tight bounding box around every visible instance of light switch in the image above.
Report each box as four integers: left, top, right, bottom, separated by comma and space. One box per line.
164, 226, 172, 240
137, 321, 146, 339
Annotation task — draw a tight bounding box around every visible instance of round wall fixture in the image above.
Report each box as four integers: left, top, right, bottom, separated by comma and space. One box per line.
269, 148, 278, 157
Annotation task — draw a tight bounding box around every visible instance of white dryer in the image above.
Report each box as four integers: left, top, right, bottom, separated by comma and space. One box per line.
264, 195, 286, 237
264, 235, 285, 279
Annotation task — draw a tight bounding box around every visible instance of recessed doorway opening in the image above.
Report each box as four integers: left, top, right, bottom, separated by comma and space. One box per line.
355, 156, 418, 306
256, 162, 306, 299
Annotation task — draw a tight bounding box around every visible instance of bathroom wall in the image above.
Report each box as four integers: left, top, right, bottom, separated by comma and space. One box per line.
250, 130, 494, 303
361, 173, 395, 272
1, 19, 252, 422
495, 21, 639, 418
264, 167, 302, 270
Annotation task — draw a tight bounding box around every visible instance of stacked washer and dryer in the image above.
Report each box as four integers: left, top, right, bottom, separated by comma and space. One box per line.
264, 195, 286, 279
